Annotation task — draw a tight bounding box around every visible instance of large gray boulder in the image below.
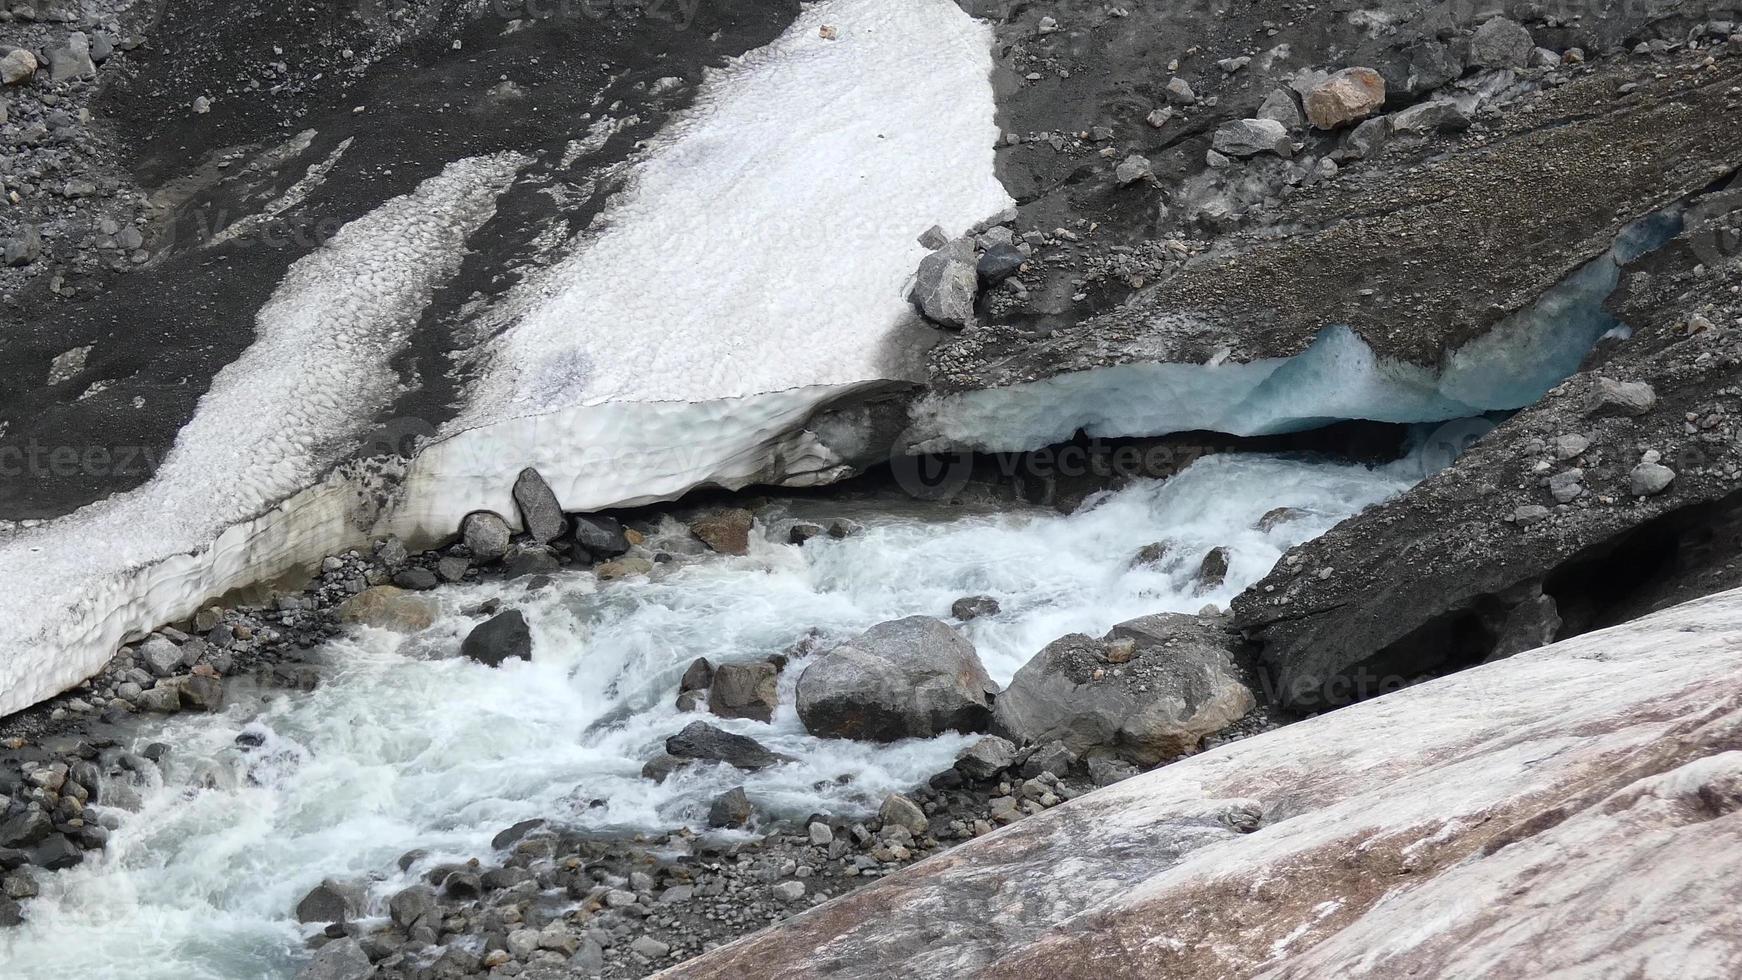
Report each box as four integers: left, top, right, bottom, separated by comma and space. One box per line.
909, 238, 977, 329
992, 614, 1255, 766
512, 468, 567, 544
461, 611, 532, 668
797, 616, 995, 741
708, 661, 780, 723
1211, 118, 1292, 158
1467, 16, 1533, 69
460, 511, 512, 562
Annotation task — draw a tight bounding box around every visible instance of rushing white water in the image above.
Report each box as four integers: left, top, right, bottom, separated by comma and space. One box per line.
0, 453, 1420, 980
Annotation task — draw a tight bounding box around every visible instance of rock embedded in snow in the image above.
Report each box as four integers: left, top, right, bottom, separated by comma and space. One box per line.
666, 721, 794, 771
991, 614, 1254, 766
689, 508, 755, 556
336, 586, 438, 632
461, 512, 512, 563
511, 468, 567, 544
910, 237, 978, 330
1304, 67, 1386, 130
1586, 378, 1657, 418
460, 610, 532, 668
796, 616, 995, 742
1630, 462, 1676, 496
1212, 118, 1292, 158
1468, 16, 1535, 69
708, 661, 780, 723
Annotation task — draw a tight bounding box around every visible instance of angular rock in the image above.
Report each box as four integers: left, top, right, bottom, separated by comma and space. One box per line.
571, 515, 630, 558
0, 49, 36, 86
391, 567, 438, 591
336, 586, 438, 633
796, 616, 995, 741
665, 721, 794, 771
976, 243, 1026, 285
178, 674, 224, 712
1344, 116, 1391, 159
690, 508, 755, 556
1630, 463, 1676, 496
1211, 118, 1292, 158
1390, 101, 1470, 135
955, 734, 1017, 779
461, 511, 512, 563
389, 885, 437, 929
709, 661, 781, 723
47, 33, 96, 83
910, 238, 978, 330
138, 635, 183, 678
461, 611, 532, 668
1257, 88, 1302, 129
1586, 378, 1657, 418
1468, 16, 1534, 69
1304, 67, 1386, 130
707, 787, 753, 828
294, 938, 372, 980
992, 614, 1255, 766
950, 595, 1000, 621
1114, 154, 1154, 185
0, 810, 52, 849
512, 468, 567, 544
31, 834, 81, 871
878, 793, 928, 834
296, 878, 365, 924
680, 657, 715, 693
1194, 547, 1231, 594
502, 543, 560, 579
1164, 77, 1196, 105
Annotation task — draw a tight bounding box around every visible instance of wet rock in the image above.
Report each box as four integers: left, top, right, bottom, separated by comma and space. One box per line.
391, 567, 438, 591
178, 674, 224, 712
388, 884, 437, 929
138, 683, 183, 713
666, 721, 794, 771
31, 834, 81, 871
709, 661, 780, 723
0, 810, 52, 849
910, 238, 978, 330
1131, 542, 1172, 568
1586, 379, 1657, 418
336, 586, 438, 633
955, 735, 1017, 779
571, 515, 630, 558
461, 511, 512, 563
641, 753, 691, 784
1304, 67, 1385, 130
796, 617, 996, 742
1212, 118, 1292, 158
680, 657, 715, 694
1468, 16, 1534, 69
461, 611, 533, 668
296, 878, 365, 924
296, 938, 371, 980
1194, 547, 1231, 593
950, 596, 1000, 621
596, 556, 654, 581
0, 897, 19, 927
690, 508, 755, 556
993, 614, 1255, 766
707, 787, 753, 828
1255, 507, 1307, 532
513, 468, 567, 544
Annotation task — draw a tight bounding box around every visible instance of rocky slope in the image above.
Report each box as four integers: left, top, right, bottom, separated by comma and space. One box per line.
660, 584, 1742, 979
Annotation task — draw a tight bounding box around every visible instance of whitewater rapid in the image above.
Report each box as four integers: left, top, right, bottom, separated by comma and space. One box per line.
0, 452, 1418, 979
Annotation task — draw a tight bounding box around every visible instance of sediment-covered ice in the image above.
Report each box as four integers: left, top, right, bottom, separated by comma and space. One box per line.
910, 209, 1684, 453
0, 0, 1013, 715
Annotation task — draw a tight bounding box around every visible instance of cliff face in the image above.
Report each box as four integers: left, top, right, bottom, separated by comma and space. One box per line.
662, 585, 1742, 979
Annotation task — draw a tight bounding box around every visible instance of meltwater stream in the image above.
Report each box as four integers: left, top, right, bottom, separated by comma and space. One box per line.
0, 453, 1422, 979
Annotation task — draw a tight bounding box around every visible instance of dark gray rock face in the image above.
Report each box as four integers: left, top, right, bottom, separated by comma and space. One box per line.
992, 614, 1256, 765
571, 515, 631, 558
295, 878, 365, 924
665, 722, 793, 772
461, 611, 532, 668
796, 617, 996, 742
293, 938, 371, 980
512, 468, 567, 544
1467, 16, 1534, 69
1234, 197, 1742, 709
707, 787, 753, 828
